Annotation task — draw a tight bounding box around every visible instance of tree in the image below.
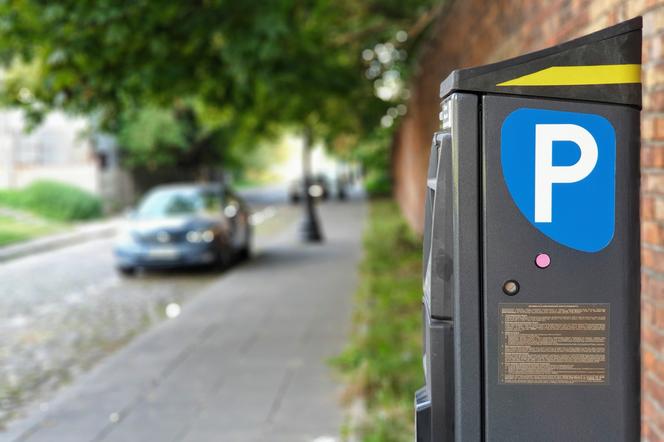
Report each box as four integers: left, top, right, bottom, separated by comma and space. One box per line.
0, 0, 439, 143
0, 0, 441, 238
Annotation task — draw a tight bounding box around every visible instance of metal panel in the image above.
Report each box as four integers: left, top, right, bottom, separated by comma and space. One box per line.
440, 17, 642, 108
425, 316, 454, 441
415, 387, 432, 442
481, 95, 640, 442
449, 93, 482, 442
419, 93, 482, 442
427, 130, 454, 318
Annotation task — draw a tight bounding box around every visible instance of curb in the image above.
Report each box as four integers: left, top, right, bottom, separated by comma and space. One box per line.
0, 220, 120, 263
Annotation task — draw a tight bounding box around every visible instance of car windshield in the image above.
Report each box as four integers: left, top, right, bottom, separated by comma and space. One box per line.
135, 189, 220, 219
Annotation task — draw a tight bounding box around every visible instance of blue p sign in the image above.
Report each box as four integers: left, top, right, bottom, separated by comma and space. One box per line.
501, 108, 616, 252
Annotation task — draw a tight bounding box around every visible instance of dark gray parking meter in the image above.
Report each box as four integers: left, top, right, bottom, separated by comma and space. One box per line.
415, 18, 642, 442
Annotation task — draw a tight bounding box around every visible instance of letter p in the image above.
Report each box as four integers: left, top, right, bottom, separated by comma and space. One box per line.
534, 124, 598, 223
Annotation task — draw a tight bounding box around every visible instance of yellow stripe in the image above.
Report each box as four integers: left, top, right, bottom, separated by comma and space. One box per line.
496, 64, 641, 86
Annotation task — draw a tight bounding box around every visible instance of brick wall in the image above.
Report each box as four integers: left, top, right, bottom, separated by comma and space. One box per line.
393, 0, 664, 439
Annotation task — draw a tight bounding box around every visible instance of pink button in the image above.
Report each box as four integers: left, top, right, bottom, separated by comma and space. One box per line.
535, 253, 551, 269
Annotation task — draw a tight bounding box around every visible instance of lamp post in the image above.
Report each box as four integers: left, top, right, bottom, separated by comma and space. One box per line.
298, 126, 323, 242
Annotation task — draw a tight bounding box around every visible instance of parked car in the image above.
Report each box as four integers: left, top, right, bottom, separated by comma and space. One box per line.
114, 183, 251, 275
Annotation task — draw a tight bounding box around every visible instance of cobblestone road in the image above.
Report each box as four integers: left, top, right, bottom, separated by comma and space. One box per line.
0, 202, 298, 429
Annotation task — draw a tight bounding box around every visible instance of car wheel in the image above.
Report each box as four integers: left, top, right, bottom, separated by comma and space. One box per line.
216, 248, 233, 270
117, 266, 136, 277
237, 227, 252, 261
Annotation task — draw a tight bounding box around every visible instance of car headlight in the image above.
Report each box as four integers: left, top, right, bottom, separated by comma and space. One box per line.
186, 229, 215, 243
201, 230, 215, 243
115, 229, 137, 245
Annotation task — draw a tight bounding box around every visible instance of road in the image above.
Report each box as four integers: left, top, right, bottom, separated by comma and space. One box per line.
0, 197, 294, 428
0, 190, 364, 441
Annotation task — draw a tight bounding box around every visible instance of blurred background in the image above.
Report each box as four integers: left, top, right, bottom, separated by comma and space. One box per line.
0, 1, 661, 442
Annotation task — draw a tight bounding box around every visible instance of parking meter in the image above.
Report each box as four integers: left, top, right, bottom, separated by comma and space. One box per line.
415, 18, 642, 442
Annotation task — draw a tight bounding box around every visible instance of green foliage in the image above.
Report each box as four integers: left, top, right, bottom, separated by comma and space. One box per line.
353, 130, 393, 197
333, 200, 422, 441
117, 107, 188, 169
0, 0, 440, 169
0, 181, 102, 221
364, 170, 392, 197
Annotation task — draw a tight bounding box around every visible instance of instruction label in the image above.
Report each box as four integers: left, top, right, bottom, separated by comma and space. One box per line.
500, 303, 609, 385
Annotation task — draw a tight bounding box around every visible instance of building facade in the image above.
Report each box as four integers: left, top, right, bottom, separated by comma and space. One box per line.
0, 110, 135, 211
0, 110, 99, 192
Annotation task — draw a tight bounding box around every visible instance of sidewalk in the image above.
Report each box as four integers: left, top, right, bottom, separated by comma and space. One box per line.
4, 200, 365, 442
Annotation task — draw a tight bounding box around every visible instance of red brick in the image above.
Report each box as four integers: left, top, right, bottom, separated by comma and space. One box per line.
643, 220, 664, 244
656, 305, 664, 330
643, 395, 655, 418
643, 318, 656, 344
649, 34, 664, 66
657, 196, 664, 221
644, 195, 656, 220
644, 374, 664, 408
643, 247, 664, 272
643, 273, 664, 301
644, 64, 664, 88
654, 333, 664, 362
644, 5, 664, 37
642, 419, 650, 442
642, 146, 664, 168
628, 0, 650, 19
643, 173, 664, 194
656, 118, 664, 140
641, 116, 664, 141
644, 347, 658, 373
642, 396, 664, 442
643, 117, 657, 140
644, 298, 656, 323
643, 88, 664, 111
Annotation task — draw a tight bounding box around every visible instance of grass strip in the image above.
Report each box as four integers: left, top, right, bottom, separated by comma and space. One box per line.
333, 199, 423, 442
0, 215, 62, 246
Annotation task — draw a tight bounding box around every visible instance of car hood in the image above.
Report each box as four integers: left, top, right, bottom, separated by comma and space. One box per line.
127, 216, 218, 234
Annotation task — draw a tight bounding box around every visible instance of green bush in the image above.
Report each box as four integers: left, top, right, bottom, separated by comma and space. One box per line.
333, 200, 423, 441
0, 180, 102, 221
363, 169, 392, 198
